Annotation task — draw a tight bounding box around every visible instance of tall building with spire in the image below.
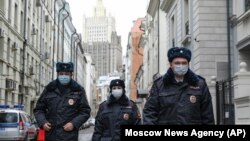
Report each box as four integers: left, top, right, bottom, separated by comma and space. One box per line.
82, 0, 122, 78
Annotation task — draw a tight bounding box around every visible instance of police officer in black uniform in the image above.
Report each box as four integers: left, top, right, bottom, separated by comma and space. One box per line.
143, 47, 215, 125
34, 62, 91, 141
92, 79, 141, 141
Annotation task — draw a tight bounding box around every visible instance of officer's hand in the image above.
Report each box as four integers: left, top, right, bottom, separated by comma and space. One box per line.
63, 122, 74, 131
43, 122, 52, 131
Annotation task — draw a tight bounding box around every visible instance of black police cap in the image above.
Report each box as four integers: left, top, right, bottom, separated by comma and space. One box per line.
167, 47, 192, 62
56, 62, 74, 72
109, 79, 125, 90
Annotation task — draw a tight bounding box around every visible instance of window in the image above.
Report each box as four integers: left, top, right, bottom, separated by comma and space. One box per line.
7, 38, 11, 63
13, 47, 17, 67
20, 11, 24, 35
183, 0, 190, 35
0, 113, 18, 123
14, 4, 18, 30
170, 15, 176, 47
246, 0, 250, 11
27, 18, 30, 42
8, 0, 12, 22
20, 49, 23, 70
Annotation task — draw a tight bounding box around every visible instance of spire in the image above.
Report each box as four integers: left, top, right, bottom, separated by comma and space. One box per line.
94, 0, 106, 17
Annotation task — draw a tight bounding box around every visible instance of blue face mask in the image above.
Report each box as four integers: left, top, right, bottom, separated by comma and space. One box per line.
173, 65, 189, 76
58, 75, 71, 85
112, 89, 123, 99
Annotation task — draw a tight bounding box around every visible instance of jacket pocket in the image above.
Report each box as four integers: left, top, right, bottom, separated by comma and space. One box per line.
44, 93, 57, 108
100, 110, 112, 127
186, 92, 202, 120
159, 92, 177, 108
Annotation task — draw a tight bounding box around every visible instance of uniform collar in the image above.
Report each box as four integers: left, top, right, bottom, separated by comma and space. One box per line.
163, 68, 199, 86
107, 93, 130, 106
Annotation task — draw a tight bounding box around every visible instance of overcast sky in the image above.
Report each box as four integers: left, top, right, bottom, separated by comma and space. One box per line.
66, 0, 149, 56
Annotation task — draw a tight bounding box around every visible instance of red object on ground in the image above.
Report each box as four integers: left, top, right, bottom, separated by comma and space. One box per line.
37, 128, 45, 141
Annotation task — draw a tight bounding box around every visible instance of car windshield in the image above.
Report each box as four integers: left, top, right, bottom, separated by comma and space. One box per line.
0, 113, 18, 123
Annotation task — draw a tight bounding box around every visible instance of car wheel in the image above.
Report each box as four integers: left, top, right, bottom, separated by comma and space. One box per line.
23, 134, 29, 141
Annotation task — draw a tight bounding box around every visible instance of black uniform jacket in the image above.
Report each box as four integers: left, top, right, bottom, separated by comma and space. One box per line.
143, 68, 215, 125
34, 79, 91, 141
92, 94, 141, 141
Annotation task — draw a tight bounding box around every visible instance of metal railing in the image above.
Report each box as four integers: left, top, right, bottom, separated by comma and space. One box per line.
216, 80, 235, 125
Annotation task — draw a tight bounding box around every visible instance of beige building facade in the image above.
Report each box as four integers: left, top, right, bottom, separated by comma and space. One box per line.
0, 0, 83, 116
83, 0, 122, 78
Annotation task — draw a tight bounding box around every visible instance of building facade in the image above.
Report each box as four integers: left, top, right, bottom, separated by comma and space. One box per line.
135, 0, 230, 123
126, 18, 144, 101
84, 53, 97, 117
134, 0, 250, 124
82, 0, 122, 78
231, 0, 250, 124
0, 0, 55, 115
0, 0, 83, 116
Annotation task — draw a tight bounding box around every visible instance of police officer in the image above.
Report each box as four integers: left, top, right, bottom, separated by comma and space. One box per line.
92, 79, 141, 141
34, 62, 91, 141
143, 47, 215, 125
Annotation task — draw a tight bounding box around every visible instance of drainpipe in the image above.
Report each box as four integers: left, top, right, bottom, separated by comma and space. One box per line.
52, 0, 58, 80
70, 29, 77, 61
57, 2, 66, 62
21, 0, 28, 104
153, 1, 160, 80
74, 38, 80, 81
74, 35, 83, 81
157, 1, 160, 75
38, 5, 43, 98
78, 42, 84, 81
62, 11, 69, 61
226, 0, 233, 124
75, 43, 78, 81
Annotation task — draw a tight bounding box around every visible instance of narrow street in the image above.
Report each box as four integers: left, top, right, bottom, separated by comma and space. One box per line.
78, 126, 94, 141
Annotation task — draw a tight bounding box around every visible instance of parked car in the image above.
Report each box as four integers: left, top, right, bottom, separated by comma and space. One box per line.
0, 104, 38, 141
31, 118, 39, 140
79, 120, 90, 130
88, 118, 95, 126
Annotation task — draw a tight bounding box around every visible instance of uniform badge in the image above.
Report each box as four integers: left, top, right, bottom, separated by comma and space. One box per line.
68, 99, 75, 105
123, 113, 129, 120
190, 95, 196, 103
